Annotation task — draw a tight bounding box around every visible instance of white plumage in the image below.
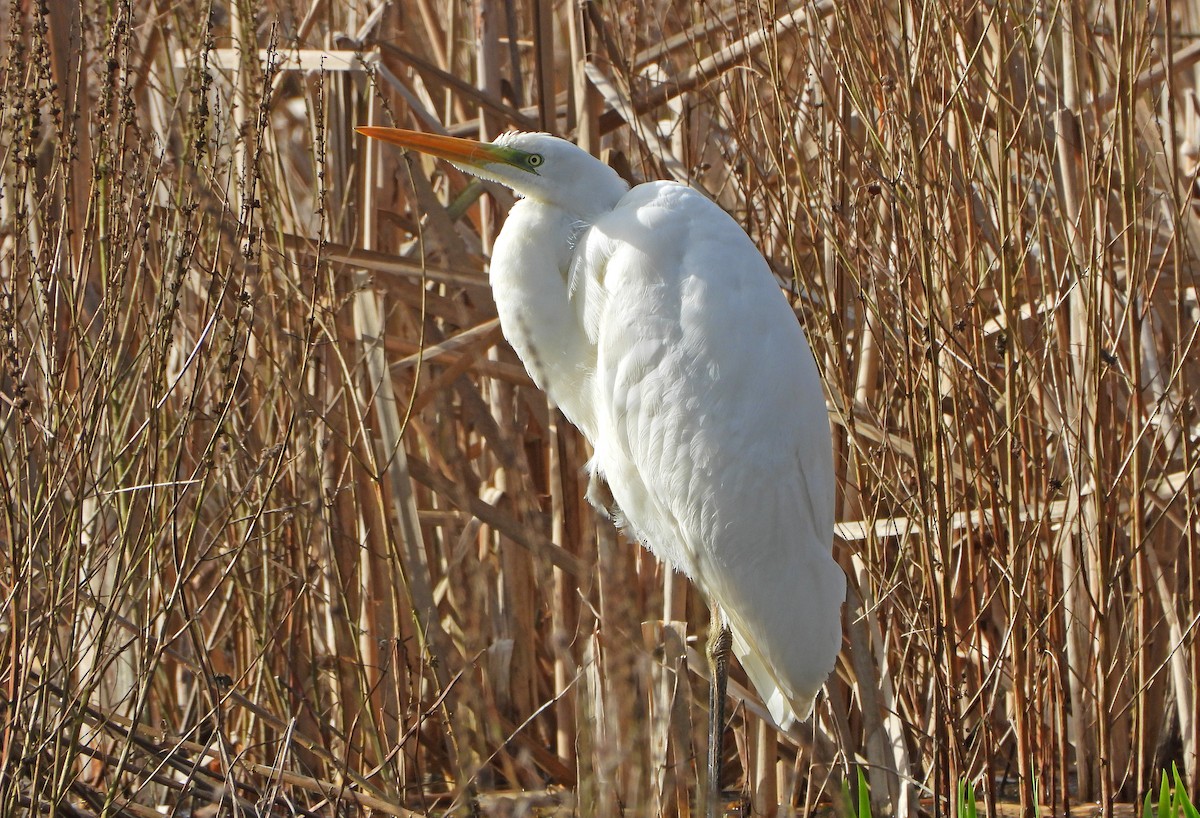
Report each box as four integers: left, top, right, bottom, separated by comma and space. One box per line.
360, 127, 844, 730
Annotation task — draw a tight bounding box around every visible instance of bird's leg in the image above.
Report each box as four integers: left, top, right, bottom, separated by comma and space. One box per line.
705, 604, 732, 818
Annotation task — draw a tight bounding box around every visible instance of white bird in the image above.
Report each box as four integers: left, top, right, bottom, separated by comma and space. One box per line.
359, 126, 844, 810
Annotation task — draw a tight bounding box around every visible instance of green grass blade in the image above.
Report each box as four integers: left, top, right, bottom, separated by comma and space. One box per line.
1172, 764, 1200, 818
954, 778, 978, 818
857, 767, 871, 818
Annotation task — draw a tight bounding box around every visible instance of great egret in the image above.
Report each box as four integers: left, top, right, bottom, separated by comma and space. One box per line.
358, 126, 844, 813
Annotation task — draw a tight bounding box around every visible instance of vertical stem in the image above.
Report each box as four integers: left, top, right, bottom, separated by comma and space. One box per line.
1165, 0, 1200, 789
897, 4, 958, 811
1054, 0, 1102, 802
532, 0, 554, 130
548, 412, 577, 768
989, 13, 1036, 816
569, 1, 601, 155
1115, 2, 1148, 795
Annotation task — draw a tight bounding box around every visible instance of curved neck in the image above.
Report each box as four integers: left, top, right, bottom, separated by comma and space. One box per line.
489, 200, 598, 437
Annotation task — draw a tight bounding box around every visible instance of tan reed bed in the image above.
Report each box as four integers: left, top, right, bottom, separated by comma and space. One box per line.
0, 1, 1197, 816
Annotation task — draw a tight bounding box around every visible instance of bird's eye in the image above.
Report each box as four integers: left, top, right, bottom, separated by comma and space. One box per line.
527, 153, 544, 168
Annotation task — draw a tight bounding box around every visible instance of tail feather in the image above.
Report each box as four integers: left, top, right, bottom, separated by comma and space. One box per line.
730, 626, 814, 731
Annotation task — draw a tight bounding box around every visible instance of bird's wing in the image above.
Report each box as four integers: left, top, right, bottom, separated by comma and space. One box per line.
574, 182, 844, 725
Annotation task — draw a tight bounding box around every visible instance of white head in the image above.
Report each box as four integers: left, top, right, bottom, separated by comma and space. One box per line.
358, 127, 629, 221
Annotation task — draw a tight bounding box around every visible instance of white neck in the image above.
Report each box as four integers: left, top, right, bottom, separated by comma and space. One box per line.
488, 199, 599, 437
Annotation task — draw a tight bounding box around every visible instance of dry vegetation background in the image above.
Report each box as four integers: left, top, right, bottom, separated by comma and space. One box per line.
2, 0, 1199, 815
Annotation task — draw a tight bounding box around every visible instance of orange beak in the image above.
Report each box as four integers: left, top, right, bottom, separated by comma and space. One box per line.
356, 127, 509, 169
